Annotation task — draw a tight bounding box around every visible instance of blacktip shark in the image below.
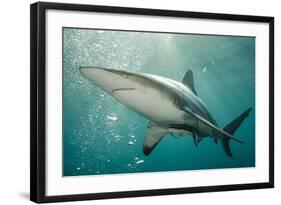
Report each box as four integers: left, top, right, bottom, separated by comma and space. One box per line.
80, 67, 252, 158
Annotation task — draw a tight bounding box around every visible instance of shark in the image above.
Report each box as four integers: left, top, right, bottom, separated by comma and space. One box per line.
80, 67, 252, 158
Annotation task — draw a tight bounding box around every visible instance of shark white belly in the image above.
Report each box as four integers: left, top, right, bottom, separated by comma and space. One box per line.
113, 88, 185, 124
80, 67, 185, 125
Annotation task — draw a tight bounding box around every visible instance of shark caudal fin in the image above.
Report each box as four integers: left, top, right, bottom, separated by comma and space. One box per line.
221, 108, 252, 157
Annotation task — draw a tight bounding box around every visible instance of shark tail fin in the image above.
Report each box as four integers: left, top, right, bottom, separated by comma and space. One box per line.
221, 108, 252, 158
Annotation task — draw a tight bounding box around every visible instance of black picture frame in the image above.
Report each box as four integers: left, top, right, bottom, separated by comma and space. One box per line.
30, 1, 274, 203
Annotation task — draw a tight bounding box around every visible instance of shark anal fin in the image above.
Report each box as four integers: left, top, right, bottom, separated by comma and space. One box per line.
143, 121, 166, 156
197, 136, 203, 143
222, 137, 233, 157
192, 134, 198, 147
182, 70, 198, 95
213, 137, 218, 144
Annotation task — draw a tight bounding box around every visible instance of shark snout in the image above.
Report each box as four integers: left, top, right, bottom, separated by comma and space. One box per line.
80, 67, 91, 78
79, 67, 135, 94
79, 66, 110, 83
80, 67, 98, 78
79, 66, 89, 72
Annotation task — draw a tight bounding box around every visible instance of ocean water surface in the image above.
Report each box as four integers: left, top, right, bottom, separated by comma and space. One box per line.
63, 28, 255, 176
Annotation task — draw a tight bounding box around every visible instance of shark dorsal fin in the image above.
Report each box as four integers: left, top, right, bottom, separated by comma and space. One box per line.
182, 70, 197, 95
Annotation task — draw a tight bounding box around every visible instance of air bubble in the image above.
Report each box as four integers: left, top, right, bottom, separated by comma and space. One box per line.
135, 160, 144, 164
128, 141, 135, 146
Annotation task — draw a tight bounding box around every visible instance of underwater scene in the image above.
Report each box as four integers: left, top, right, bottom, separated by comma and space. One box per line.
63, 28, 255, 176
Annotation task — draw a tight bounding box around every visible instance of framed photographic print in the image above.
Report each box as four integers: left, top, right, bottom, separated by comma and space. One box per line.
30, 1, 274, 203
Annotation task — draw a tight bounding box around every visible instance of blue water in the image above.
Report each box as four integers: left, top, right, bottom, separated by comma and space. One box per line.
63, 28, 255, 176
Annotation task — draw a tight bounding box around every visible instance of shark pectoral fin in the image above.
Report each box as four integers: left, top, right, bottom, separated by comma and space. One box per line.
182, 106, 244, 144
143, 121, 167, 156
